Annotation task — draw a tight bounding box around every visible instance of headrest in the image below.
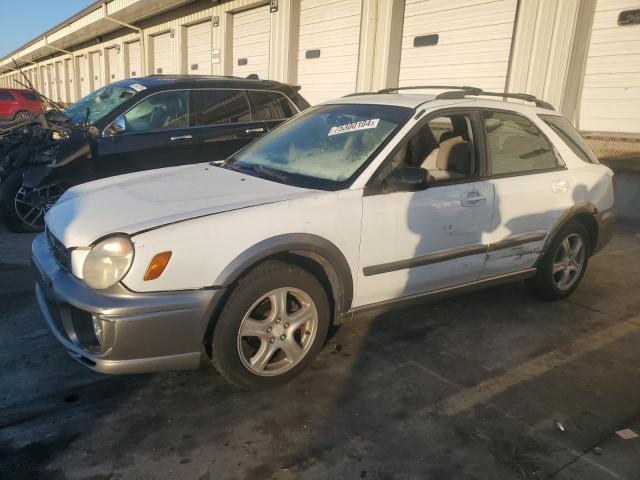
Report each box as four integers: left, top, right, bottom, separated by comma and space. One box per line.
435, 136, 470, 173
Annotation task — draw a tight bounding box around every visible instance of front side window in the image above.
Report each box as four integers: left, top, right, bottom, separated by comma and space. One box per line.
248, 91, 296, 121
540, 114, 599, 164
483, 111, 558, 176
124, 90, 189, 133
192, 89, 251, 126
228, 104, 412, 189
377, 112, 477, 186
65, 85, 136, 125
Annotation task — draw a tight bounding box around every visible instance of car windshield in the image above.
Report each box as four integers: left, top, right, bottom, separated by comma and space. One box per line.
64, 85, 136, 125
227, 104, 412, 189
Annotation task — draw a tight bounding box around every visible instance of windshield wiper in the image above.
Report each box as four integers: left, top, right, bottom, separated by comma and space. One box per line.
223, 161, 289, 183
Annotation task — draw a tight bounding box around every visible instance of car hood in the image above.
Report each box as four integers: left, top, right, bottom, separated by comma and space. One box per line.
46, 163, 317, 247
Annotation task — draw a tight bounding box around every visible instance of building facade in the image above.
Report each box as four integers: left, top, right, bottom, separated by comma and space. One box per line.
0, 0, 638, 136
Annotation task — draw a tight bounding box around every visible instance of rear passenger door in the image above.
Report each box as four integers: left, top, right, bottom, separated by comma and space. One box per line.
480, 110, 573, 278
189, 89, 255, 163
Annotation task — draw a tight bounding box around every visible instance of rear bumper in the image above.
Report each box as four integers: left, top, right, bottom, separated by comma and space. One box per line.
32, 233, 224, 374
594, 209, 616, 254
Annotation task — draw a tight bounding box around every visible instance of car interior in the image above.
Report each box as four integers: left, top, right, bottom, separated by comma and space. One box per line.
386, 113, 476, 185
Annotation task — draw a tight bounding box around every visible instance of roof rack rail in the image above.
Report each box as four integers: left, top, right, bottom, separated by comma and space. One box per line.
378, 85, 482, 95
435, 89, 555, 110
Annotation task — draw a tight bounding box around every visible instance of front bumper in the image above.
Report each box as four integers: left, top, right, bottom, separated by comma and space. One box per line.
32, 233, 224, 374
594, 209, 616, 254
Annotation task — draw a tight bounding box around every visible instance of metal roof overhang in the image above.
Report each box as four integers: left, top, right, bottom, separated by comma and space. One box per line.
0, 0, 198, 74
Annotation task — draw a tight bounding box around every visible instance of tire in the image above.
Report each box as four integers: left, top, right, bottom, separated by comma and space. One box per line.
527, 221, 590, 300
210, 259, 331, 390
13, 111, 34, 122
0, 169, 64, 233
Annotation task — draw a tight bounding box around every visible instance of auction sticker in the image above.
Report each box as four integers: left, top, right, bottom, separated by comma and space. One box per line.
328, 119, 380, 136
129, 83, 147, 92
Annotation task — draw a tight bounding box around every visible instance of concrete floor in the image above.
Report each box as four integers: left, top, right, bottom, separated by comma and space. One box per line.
1, 224, 640, 480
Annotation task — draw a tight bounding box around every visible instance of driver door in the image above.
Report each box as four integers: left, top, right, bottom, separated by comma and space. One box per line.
95, 90, 195, 179
354, 111, 495, 308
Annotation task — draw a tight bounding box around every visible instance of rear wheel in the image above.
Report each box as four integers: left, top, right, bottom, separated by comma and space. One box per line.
0, 169, 65, 232
13, 110, 34, 122
210, 260, 330, 389
527, 221, 590, 300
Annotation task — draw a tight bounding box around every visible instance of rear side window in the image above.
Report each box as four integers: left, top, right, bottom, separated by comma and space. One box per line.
540, 114, 599, 164
248, 91, 296, 121
20, 91, 39, 101
0, 91, 15, 100
483, 111, 558, 176
191, 89, 251, 126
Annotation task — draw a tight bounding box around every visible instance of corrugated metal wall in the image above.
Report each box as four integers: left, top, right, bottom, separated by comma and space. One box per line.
580, 0, 640, 133
0, 0, 637, 135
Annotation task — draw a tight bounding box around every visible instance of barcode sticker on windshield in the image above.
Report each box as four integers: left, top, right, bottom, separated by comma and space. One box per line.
129, 83, 147, 92
328, 119, 380, 136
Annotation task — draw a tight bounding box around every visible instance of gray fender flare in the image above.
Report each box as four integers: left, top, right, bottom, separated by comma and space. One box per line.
535, 202, 599, 265
213, 233, 354, 316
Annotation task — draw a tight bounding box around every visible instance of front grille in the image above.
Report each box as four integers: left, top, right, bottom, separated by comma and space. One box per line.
46, 227, 70, 271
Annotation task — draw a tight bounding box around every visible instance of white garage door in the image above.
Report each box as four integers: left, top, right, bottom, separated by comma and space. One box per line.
107, 47, 119, 83
153, 32, 173, 74
232, 6, 271, 79
47, 64, 56, 99
90, 51, 103, 91
186, 21, 212, 74
399, 0, 518, 91
63, 59, 71, 103
297, 0, 362, 105
55, 62, 63, 102
580, 0, 640, 134
77, 55, 90, 98
127, 41, 141, 78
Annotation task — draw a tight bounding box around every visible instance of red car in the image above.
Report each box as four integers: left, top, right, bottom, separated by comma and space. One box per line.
0, 88, 44, 122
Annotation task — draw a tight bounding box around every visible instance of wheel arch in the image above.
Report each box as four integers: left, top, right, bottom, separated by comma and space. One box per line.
203, 234, 354, 351
537, 203, 600, 263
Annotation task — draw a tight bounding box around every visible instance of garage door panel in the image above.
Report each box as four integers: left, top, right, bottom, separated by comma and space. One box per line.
232, 6, 270, 79
586, 40, 640, 56
127, 41, 141, 78
585, 53, 640, 74
590, 28, 640, 45
399, 0, 517, 90
581, 86, 640, 100
153, 32, 173, 74
90, 52, 102, 90
107, 48, 119, 82
186, 21, 212, 74
583, 72, 640, 88
297, 0, 361, 105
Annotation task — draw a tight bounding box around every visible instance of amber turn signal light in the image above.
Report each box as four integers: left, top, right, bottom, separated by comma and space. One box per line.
144, 251, 172, 281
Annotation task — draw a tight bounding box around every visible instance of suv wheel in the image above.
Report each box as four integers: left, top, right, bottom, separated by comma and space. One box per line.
528, 221, 590, 300
211, 260, 330, 389
14, 110, 35, 122
0, 169, 65, 233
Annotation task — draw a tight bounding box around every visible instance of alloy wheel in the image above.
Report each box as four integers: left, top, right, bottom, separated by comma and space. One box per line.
552, 233, 586, 291
237, 287, 318, 376
14, 183, 65, 230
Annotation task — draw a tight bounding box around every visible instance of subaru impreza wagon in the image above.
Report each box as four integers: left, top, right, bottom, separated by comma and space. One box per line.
33, 86, 615, 389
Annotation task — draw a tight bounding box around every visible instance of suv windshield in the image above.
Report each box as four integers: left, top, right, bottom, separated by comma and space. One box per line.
228, 104, 412, 189
64, 85, 136, 125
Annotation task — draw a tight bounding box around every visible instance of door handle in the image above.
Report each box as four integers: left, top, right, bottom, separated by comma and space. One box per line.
245, 127, 265, 134
551, 180, 569, 193
461, 191, 486, 207
170, 134, 192, 141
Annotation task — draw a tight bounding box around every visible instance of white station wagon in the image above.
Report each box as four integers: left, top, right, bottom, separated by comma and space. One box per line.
33, 86, 615, 389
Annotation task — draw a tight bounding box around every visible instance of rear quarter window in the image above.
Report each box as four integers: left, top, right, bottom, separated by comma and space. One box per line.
540, 114, 599, 164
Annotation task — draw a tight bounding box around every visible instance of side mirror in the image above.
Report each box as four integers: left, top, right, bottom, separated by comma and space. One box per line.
382, 167, 429, 193
104, 115, 126, 137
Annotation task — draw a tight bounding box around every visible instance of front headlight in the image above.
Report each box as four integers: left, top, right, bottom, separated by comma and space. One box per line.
82, 235, 134, 289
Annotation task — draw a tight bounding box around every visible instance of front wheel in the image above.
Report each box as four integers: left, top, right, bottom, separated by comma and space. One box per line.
0, 169, 65, 232
14, 110, 35, 122
527, 221, 590, 300
210, 260, 330, 389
